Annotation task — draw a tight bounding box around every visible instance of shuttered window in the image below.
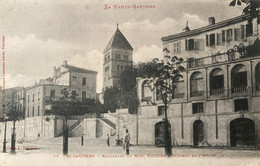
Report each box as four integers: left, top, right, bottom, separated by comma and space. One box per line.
246, 23, 253, 37
222, 30, 226, 43
241, 25, 245, 40
217, 33, 222, 45
234, 28, 241, 41
226, 29, 233, 42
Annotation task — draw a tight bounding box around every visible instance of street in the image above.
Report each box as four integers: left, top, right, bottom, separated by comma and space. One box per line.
0, 137, 259, 166
0, 137, 259, 157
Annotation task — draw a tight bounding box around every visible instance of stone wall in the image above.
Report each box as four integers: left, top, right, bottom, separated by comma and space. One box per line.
84, 118, 96, 138
116, 109, 138, 145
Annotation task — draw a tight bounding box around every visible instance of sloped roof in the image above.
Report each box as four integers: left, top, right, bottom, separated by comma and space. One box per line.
104, 27, 133, 53
63, 64, 98, 74
162, 14, 252, 42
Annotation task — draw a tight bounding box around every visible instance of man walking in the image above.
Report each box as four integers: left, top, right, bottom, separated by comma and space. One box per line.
124, 129, 130, 155
106, 134, 110, 146
81, 134, 84, 146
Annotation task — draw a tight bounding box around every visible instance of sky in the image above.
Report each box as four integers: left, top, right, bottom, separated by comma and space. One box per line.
0, 0, 244, 92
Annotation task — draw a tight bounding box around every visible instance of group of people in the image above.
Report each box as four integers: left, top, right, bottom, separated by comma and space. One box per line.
106, 129, 130, 155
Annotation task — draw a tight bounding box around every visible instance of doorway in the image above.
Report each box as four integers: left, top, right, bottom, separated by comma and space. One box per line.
230, 118, 255, 147
193, 120, 204, 146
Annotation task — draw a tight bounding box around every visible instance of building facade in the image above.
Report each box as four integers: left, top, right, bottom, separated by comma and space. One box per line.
0, 87, 26, 121
137, 14, 260, 147
24, 61, 97, 140
103, 26, 133, 90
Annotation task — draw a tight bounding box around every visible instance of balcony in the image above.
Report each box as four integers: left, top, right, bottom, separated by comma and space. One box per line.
231, 86, 248, 94
191, 91, 204, 97
173, 93, 185, 99
44, 96, 95, 104
210, 88, 224, 96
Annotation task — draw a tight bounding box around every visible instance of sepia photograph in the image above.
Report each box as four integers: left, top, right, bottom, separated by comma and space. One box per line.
0, 0, 260, 165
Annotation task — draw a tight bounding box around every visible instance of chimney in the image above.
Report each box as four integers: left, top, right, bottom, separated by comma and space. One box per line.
183, 21, 190, 32
63, 60, 68, 66
208, 17, 215, 25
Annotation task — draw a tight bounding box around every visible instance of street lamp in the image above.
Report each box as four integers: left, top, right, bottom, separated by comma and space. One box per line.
2, 115, 7, 153
63, 117, 68, 155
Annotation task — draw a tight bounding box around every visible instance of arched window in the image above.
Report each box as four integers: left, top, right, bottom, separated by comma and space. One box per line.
255, 63, 260, 91
190, 72, 204, 97
231, 64, 247, 93
172, 75, 184, 98
210, 68, 224, 95
142, 80, 152, 101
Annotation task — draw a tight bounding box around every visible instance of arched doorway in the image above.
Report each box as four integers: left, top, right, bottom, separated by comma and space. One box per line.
230, 118, 255, 147
155, 121, 171, 147
193, 120, 203, 146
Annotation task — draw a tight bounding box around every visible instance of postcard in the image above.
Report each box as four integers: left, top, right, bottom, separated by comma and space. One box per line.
0, 0, 260, 165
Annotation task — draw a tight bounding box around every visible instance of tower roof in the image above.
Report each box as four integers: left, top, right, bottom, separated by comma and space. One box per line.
104, 26, 133, 53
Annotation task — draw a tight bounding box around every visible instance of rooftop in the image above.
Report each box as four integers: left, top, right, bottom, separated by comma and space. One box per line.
162, 14, 252, 42
62, 64, 98, 74
104, 26, 133, 53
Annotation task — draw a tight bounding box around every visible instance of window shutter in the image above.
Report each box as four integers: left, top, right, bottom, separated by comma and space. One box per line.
185, 39, 188, 50
222, 30, 225, 43
206, 35, 209, 47
189, 39, 194, 50
234, 28, 241, 41
194, 39, 198, 50
217, 33, 221, 45
178, 41, 181, 53
241, 25, 245, 39
246, 23, 253, 37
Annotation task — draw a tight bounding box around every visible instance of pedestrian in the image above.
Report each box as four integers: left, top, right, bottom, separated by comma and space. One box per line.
37, 133, 40, 141
106, 134, 110, 146
81, 134, 84, 146
124, 129, 130, 155
116, 135, 120, 146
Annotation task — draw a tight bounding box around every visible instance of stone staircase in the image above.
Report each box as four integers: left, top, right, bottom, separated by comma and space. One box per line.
99, 118, 116, 130
56, 118, 84, 137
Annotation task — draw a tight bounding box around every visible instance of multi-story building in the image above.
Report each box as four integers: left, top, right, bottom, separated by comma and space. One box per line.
137, 14, 260, 147
0, 87, 25, 120
103, 25, 133, 90
24, 60, 97, 140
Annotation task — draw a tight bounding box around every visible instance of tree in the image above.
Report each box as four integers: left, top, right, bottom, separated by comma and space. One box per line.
103, 87, 120, 113
5, 102, 24, 154
138, 48, 184, 156
229, 0, 260, 22
118, 66, 139, 114
46, 88, 95, 155
103, 65, 140, 114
